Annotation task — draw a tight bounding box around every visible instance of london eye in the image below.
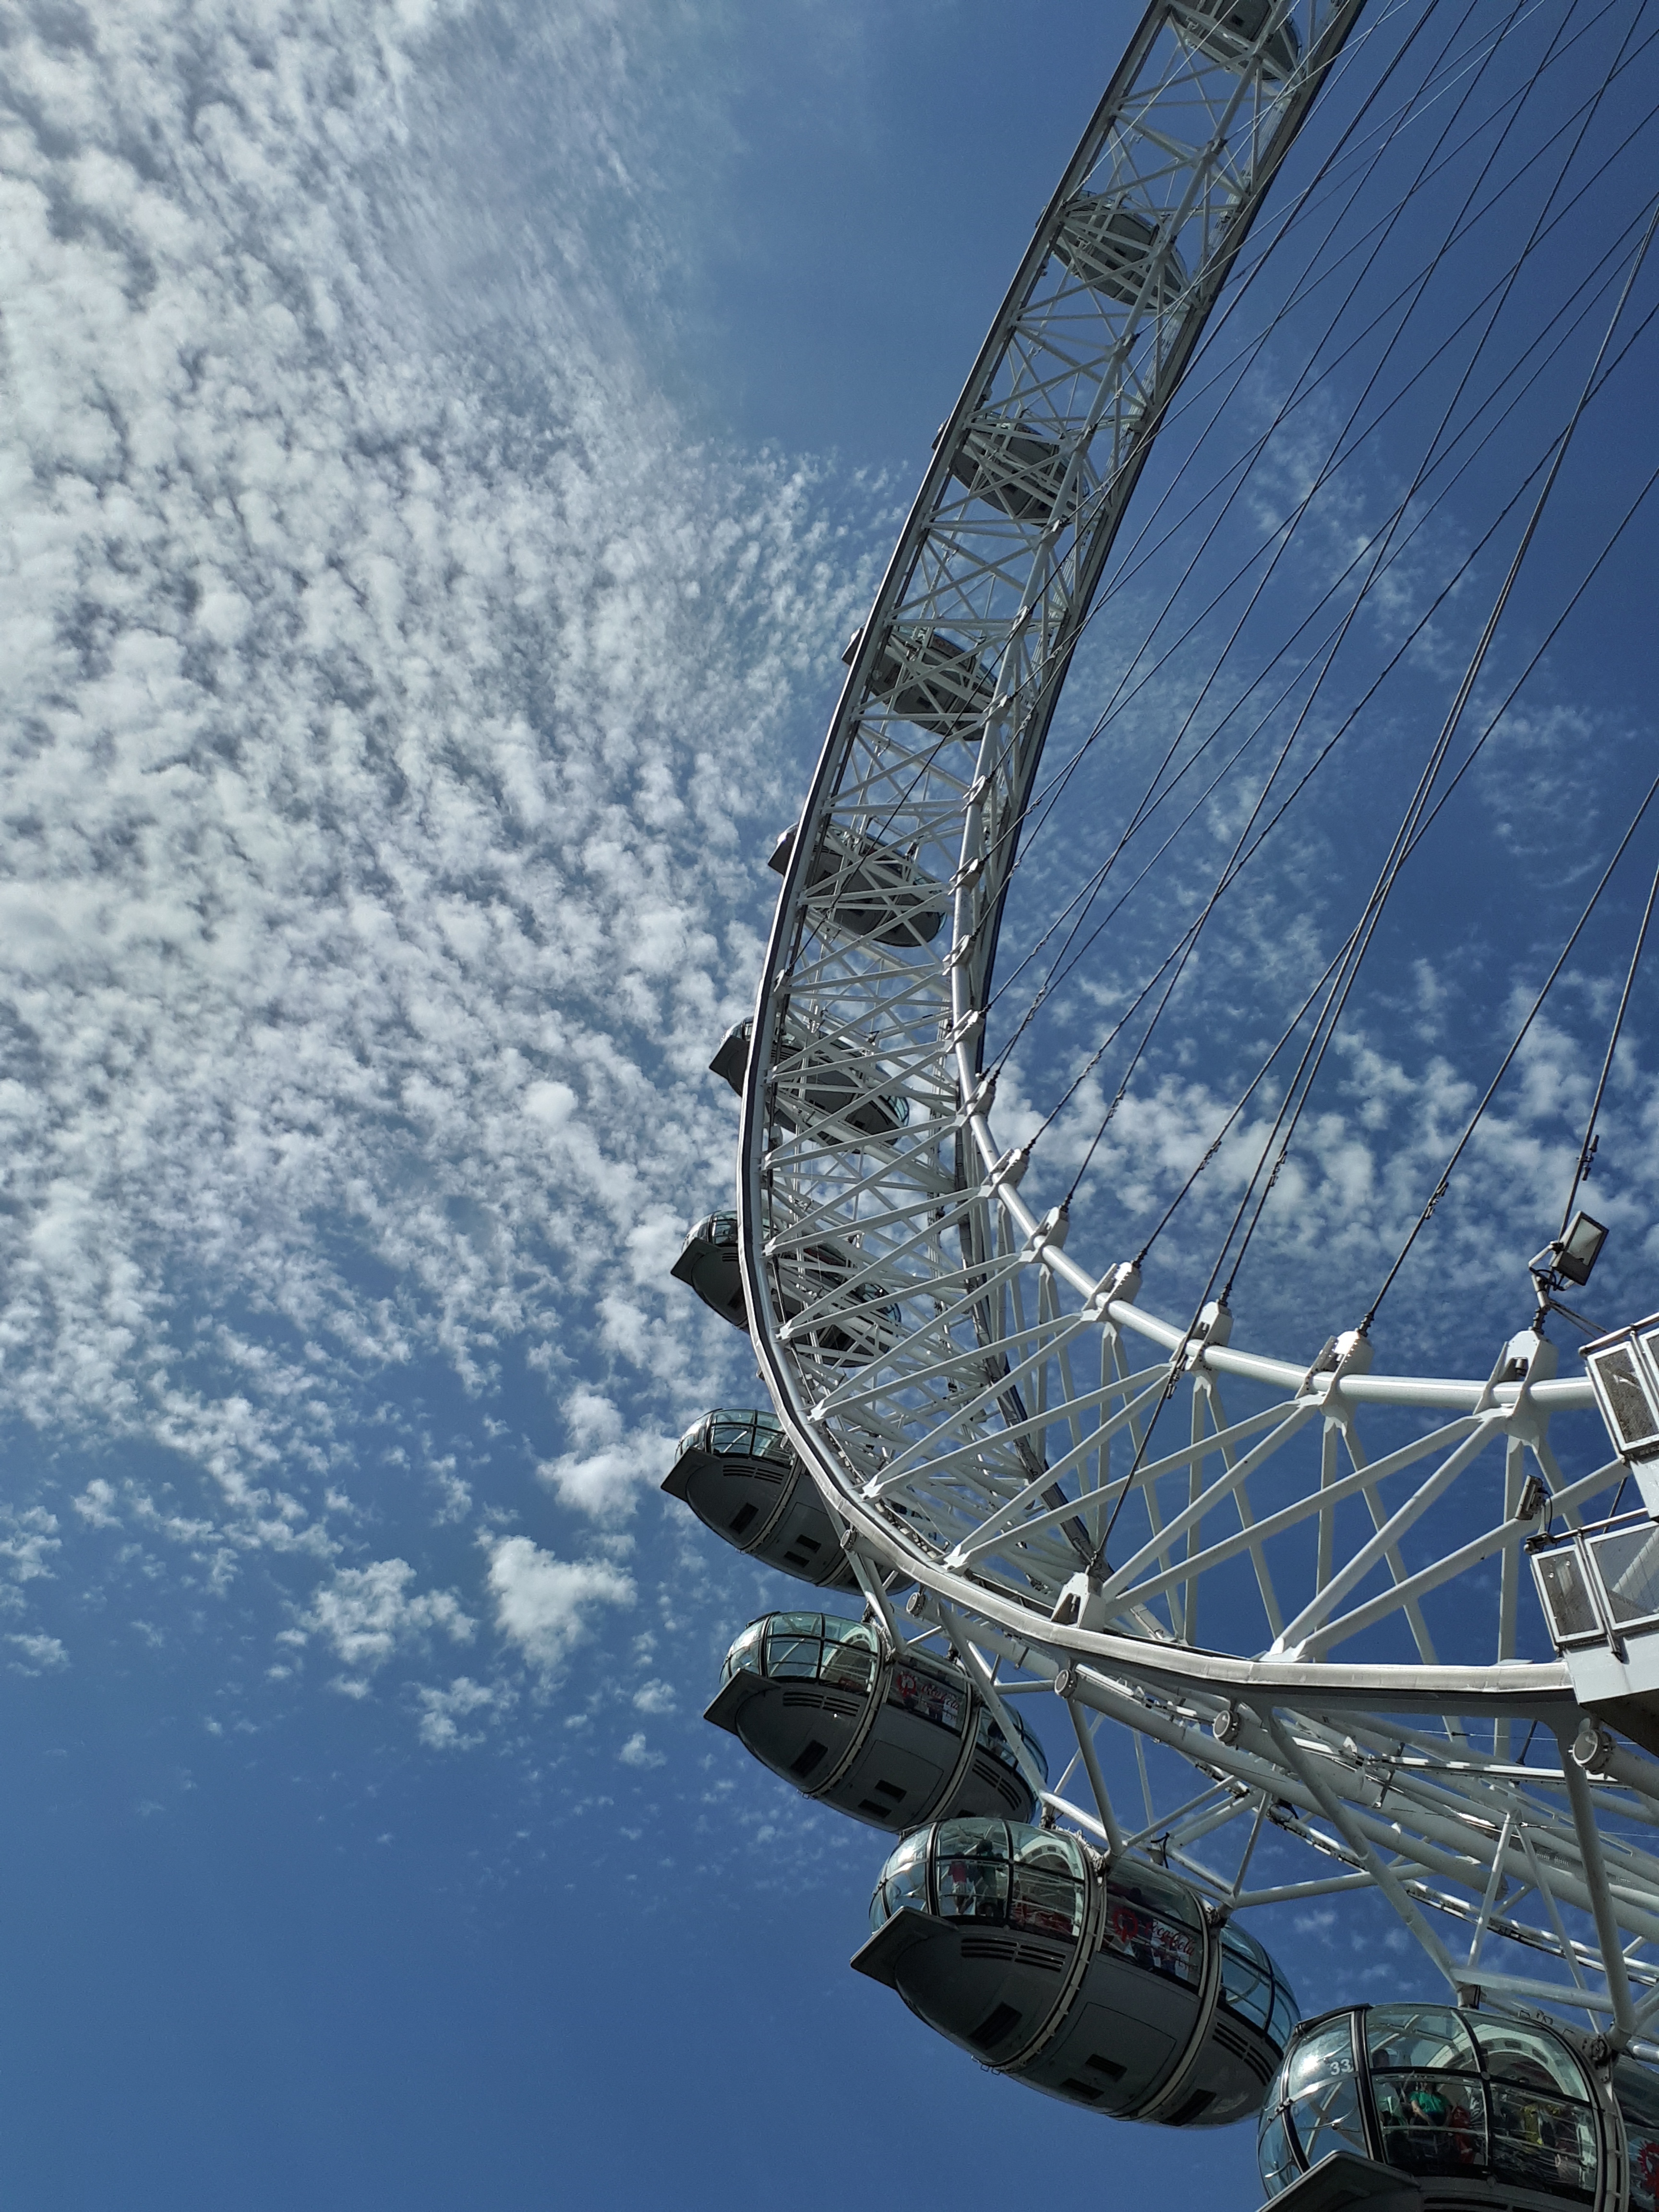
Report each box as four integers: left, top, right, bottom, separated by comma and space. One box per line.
667, 4, 1659, 2203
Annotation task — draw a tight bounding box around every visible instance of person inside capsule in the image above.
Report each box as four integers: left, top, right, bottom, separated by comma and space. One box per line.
1258, 2004, 1605, 2202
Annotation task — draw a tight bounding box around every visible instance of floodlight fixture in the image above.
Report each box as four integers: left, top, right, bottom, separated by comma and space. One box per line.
1555, 1209, 1610, 1287
1528, 1212, 1611, 1320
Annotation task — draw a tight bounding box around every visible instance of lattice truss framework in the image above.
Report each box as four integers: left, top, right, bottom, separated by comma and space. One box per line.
738, 0, 1659, 2041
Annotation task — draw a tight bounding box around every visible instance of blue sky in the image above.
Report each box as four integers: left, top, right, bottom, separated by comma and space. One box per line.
3, 1, 1658, 2206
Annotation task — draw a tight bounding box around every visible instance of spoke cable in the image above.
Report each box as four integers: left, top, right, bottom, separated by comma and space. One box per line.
1069, 31, 1658, 1576
1554, 858, 1659, 1245
985, 38, 1659, 1080
1223, 179, 1659, 1318
1364, 775, 1659, 1332
995, 313, 1659, 1225
992, 1, 1659, 908
996, 394, 1659, 1186
1128, 428, 1659, 1270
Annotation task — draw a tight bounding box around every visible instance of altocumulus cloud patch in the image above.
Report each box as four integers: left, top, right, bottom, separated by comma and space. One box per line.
0, 0, 874, 1705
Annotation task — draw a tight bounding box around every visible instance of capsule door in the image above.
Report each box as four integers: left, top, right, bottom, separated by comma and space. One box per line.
1022, 1865, 1209, 2117
755, 1477, 857, 1587
817, 1653, 974, 1829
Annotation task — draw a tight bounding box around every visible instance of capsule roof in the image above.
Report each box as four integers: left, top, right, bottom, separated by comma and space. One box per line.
767, 823, 948, 949
1186, 0, 1300, 80
867, 626, 998, 740
950, 414, 1070, 522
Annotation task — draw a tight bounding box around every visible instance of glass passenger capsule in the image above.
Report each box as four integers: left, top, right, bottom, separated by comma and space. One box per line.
707, 1017, 909, 1138
768, 822, 948, 949
1257, 2003, 1659, 2210
705, 1614, 1044, 1831
857, 1820, 1296, 2125
1053, 195, 1190, 309
868, 625, 998, 740
950, 414, 1071, 522
660, 1408, 859, 1590
669, 1210, 746, 1328
1185, 0, 1301, 80
771, 1235, 899, 1364
670, 1213, 896, 1356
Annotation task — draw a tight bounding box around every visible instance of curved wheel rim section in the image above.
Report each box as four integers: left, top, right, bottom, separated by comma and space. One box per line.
735, 0, 1656, 2026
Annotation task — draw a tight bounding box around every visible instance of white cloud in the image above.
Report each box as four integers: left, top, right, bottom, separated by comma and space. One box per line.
632, 1678, 677, 1715
72, 1480, 120, 1529
618, 1731, 665, 1769
8, 1632, 68, 1673
302, 1560, 474, 1673
536, 1390, 677, 1519
0, 1507, 60, 1584
486, 1536, 635, 1673
0, 0, 871, 1632
415, 1674, 514, 1750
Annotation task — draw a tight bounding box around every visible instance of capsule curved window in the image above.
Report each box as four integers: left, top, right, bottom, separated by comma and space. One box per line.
770, 1236, 900, 1365
767, 822, 947, 949
1053, 195, 1189, 309
1259, 2003, 1619, 2205
660, 1408, 859, 1590
867, 626, 998, 741
669, 1210, 746, 1328
950, 413, 1071, 522
1183, 0, 1301, 81
706, 1616, 1044, 1832
856, 1819, 1297, 2125
1616, 2057, 1659, 2212
709, 1016, 910, 1139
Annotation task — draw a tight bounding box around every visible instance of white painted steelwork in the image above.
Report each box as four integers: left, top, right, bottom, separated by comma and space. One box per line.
731, 0, 1659, 2052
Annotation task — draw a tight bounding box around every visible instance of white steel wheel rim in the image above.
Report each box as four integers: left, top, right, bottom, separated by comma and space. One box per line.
732, 0, 1659, 2039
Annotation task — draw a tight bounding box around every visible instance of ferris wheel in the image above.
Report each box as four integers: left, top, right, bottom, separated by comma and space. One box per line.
665, 3, 1659, 2203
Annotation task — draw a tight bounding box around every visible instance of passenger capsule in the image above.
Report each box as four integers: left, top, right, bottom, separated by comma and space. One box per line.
1053, 195, 1190, 309
772, 1235, 899, 1363
661, 1408, 859, 1590
868, 626, 998, 740
669, 1213, 895, 1354
1185, 0, 1300, 80
1257, 2002, 1659, 2208
950, 414, 1070, 522
670, 1210, 745, 1328
707, 1022, 751, 1094
708, 1017, 909, 1139
856, 1821, 1296, 2126
769, 824, 948, 949
705, 1613, 1043, 1830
